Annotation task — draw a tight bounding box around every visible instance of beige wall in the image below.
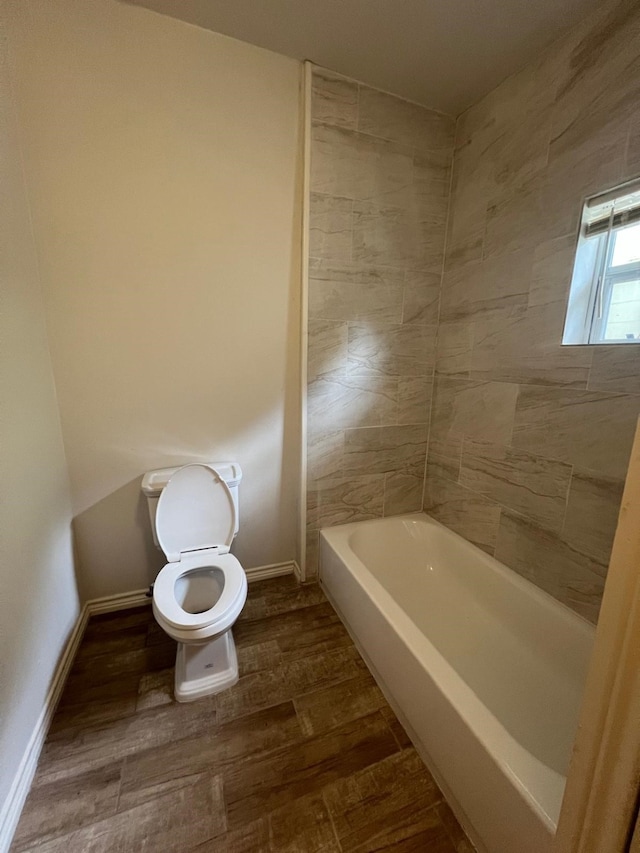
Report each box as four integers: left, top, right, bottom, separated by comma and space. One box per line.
306, 68, 454, 576
426, 0, 640, 623
0, 0, 78, 824
10, 0, 302, 599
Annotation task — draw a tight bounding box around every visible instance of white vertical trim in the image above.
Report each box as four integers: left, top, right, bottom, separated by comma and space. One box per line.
556, 418, 640, 852
299, 60, 312, 583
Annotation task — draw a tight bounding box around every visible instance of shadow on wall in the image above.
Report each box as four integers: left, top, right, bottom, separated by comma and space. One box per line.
72, 478, 163, 602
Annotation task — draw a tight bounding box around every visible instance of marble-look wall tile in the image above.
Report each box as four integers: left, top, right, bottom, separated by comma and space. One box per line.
512, 386, 638, 479
563, 469, 625, 566
443, 162, 488, 271
305, 530, 320, 579
542, 116, 627, 240
414, 151, 453, 203
306, 70, 453, 575
588, 347, 640, 395
470, 304, 593, 387
396, 376, 432, 425
311, 69, 358, 130
311, 123, 414, 206
528, 234, 576, 309
344, 424, 427, 477
435, 321, 473, 377
309, 193, 352, 261
550, 0, 640, 143
307, 430, 344, 484
459, 440, 572, 532
308, 374, 397, 432
426, 435, 462, 482
347, 324, 436, 377
483, 173, 547, 260
402, 271, 441, 325
439, 249, 531, 322
424, 475, 501, 554
358, 86, 455, 151
307, 319, 347, 382
494, 511, 606, 623
352, 200, 444, 272
308, 260, 404, 324
308, 476, 385, 530
627, 114, 640, 175
427, 1, 640, 617
430, 376, 518, 445
383, 472, 424, 515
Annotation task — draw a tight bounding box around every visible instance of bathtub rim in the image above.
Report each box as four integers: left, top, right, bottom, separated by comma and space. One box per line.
319, 511, 594, 833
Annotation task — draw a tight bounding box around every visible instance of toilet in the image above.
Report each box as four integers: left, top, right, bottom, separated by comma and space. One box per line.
141, 462, 247, 702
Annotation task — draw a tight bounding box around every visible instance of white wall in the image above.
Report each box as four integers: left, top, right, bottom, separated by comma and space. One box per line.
10, 0, 303, 599
0, 0, 79, 826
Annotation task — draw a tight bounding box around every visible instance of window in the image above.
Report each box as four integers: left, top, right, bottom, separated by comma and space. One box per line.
562, 179, 640, 345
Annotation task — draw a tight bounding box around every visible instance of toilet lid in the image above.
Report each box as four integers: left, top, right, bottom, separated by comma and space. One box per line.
156, 464, 236, 563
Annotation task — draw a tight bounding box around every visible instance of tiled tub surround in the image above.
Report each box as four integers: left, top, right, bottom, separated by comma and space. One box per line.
425, 0, 640, 624
307, 69, 455, 576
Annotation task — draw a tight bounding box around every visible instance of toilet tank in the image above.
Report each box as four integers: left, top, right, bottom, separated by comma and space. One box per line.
141, 462, 242, 549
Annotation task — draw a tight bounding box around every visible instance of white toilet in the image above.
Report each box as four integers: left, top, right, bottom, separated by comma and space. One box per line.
141, 462, 247, 702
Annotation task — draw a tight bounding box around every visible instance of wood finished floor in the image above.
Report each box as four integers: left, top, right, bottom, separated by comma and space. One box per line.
11, 576, 475, 853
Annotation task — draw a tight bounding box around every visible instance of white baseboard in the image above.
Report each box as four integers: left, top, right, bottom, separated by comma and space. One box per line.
86, 589, 151, 615
0, 606, 89, 853
245, 560, 298, 582
0, 561, 300, 851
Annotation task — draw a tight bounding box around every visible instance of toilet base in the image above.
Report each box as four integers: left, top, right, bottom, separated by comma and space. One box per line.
174, 629, 239, 702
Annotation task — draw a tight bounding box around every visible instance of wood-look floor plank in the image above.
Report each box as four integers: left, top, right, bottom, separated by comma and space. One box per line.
74, 624, 150, 663
37, 697, 217, 784
15, 774, 226, 853
12, 578, 475, 853
83, 606, 151, 635
189, 817, 269, 852
215, 646, 363, 723
322, 748, 444, 851
10, 765, 122, 852
48, 692, 138, 735
236, 639, 282, 677
223, 710, 400, 829
267, 791, 338, 853
233, 601, 342, 646
135, 668, 174, 711
344, 807, 454, 853
119, 701, 302, 811
294, 671, 387, 736
239, 577, 326, 621
65, 642, 176, 690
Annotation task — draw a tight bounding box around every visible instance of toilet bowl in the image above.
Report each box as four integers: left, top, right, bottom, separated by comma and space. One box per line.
149, 463, 248, 702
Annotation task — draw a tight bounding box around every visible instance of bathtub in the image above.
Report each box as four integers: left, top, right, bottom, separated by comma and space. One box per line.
319, 513, 595, 853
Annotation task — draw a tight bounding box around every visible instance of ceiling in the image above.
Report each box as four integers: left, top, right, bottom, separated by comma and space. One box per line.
125, 0, 603, 115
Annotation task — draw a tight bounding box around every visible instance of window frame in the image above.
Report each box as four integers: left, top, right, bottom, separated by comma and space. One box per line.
589, 227, 640, 344
562, 179, 640, 347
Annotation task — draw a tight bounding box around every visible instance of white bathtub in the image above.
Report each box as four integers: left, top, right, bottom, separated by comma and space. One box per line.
319, 513, 595, 853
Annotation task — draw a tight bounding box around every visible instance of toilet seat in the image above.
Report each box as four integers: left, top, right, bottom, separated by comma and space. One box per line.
153, 551, 246, 633
156, 464, 236, 562
153, 463, 247, 639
